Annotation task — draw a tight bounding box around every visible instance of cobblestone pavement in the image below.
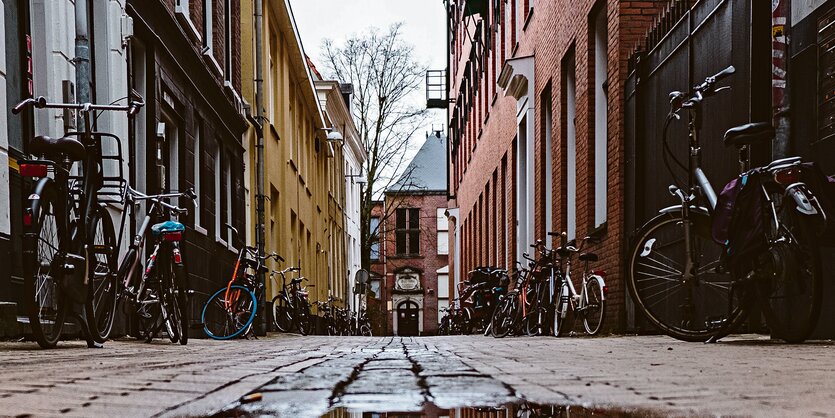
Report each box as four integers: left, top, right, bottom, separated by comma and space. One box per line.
0, 334, 833, 417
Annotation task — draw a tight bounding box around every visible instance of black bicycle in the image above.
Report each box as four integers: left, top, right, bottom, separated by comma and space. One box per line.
271, 270, 314, 335
14, 96, 142, 348
92, 186, 196, 344
627, 65, 825, 342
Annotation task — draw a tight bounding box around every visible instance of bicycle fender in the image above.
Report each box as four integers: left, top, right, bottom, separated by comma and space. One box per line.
658, 205, 710, 216
589, 275, 607, 301
28, 177, 56, 220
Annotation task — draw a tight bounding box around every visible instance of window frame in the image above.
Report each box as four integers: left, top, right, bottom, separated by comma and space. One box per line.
395, 208, 421, 257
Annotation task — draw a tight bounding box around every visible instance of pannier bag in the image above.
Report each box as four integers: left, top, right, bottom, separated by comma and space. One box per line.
712, 172, 767, 263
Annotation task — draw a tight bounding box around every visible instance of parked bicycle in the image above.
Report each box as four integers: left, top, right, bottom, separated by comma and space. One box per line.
201, 240, 281, 340
91, 186, 196, 344
627, 65, 828, 343
490, 244, 550, 338
14, 95, 143, 348
550, 232, 607, 337
271, 266, 315, 335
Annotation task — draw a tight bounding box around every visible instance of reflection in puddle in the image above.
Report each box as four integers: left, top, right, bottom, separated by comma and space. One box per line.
217, 401, 663, 418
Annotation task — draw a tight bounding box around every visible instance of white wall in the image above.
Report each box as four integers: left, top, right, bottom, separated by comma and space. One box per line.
0, 0, 9, 236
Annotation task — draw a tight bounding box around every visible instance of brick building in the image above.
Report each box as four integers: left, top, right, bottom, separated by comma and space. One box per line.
127, 0, 247, 320
369, 133, 449, 336
443, 0, 668, 331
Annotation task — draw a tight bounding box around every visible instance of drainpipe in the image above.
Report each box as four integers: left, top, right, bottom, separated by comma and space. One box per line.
75, 0, 91, 120
252, 0, 267, 336
772, 0, 790, 158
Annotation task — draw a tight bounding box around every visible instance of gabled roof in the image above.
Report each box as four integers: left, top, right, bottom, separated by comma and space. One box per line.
388, 133, 447, 194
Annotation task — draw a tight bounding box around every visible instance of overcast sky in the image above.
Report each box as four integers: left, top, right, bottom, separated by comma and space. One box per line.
288, 0, 448, 158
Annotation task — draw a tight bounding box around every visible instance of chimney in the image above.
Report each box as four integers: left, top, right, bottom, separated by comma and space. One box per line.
340, 83, 354, 113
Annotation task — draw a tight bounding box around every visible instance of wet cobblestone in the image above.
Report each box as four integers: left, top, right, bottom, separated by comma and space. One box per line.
0, 334, 833, 417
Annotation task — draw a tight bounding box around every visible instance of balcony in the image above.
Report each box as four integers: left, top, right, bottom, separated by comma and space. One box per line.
426, 69, 448, 109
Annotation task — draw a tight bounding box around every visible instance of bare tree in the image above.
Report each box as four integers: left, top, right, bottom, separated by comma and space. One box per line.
322, 23, 429, 270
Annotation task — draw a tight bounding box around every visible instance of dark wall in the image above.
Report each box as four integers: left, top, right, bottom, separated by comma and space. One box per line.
790, 0, 835, 338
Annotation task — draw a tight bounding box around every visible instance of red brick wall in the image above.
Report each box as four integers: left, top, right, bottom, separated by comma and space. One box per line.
448, 0, 669, 332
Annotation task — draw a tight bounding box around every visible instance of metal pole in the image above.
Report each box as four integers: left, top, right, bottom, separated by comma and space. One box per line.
772, 0, 790, 158
253, 0, 267, 336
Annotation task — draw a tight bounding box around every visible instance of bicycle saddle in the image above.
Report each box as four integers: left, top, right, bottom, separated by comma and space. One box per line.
723, 122, 774, 149
151, 220, 185, 236
579, 252, 598, 262
290, 278, 303, 285
29, 135, 86, 161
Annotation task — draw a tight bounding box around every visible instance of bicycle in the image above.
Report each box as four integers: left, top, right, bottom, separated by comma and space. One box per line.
550, 232, 607, 337
627, 65, 824, 343
201, 243, 281, 340
271, 268, 315, 335
13, 95, 143, 348
92, 186, 196, 344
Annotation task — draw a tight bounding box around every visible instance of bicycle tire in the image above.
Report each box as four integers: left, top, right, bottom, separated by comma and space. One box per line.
490, 296, 511, 338
296, 299, 314, 336
757, 193, 823, 343
87, 206, 118, 343
628, 211, 745, 342
165, 246, 189, 345
582, 276, 606, 335
552, 281, 572, 337
270, 293, 293, 332
202, 285, 257, 340
22, 185, 69, 348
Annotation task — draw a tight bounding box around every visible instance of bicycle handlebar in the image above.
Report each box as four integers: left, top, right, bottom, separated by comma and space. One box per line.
128, 186, 195, 214
12, 96, 145, 116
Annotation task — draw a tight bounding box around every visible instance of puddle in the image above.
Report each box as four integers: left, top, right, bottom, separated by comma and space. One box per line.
213, 399, 667, 418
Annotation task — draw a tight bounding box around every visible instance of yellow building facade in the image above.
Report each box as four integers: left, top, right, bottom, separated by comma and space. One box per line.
241, 0, 348, 307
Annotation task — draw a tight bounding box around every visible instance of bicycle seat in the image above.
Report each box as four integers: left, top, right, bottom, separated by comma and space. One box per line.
151, 220, 185, 236
29, 135, 86, 161
290, 278, 303, 285
579, 252, 599, 262
723, 122, 774, 148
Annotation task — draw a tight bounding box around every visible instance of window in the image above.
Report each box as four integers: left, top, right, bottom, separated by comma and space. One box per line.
369, 274, 382, 299
370, 216, 381, 261
223, 0, 232, 82
162, 114, 180, 205
437, 208, 449, 255
194, 119, 206, 233
214, 141, 224, 243
202, 0, 221, 73
592, 6, 608, 228
396, 208, 420, 256
225, 157, 233, 245
437, 267, 450, 320
541, 86, 553, 246
564, 52, 577, 240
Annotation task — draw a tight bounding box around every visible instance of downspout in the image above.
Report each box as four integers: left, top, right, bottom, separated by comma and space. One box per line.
75, 0, 91, 119
445, 0, 453, 201
252, 0, 267, 336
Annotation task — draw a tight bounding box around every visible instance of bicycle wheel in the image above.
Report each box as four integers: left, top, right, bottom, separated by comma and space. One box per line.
628, 211, 745, 342
582, 277, 606, 335
22, 185, 69, 348
552, 281, 572, 337
296, 299, 314, 335
201, 285, 257, 340
757, 193, 823, 343
490, 296, 511, 338
271, 293, 293, 332
87, 207, 118, 343
161, 247, 189, 345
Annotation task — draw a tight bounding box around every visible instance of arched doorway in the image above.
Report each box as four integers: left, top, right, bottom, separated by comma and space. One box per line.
397, 301, 420, 336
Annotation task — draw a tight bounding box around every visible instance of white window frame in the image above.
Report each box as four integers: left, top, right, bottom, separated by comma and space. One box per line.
175, 0, 201, 41
202, 0, 222, 75
223, 0, 233, 83
436, 208, 449, 255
